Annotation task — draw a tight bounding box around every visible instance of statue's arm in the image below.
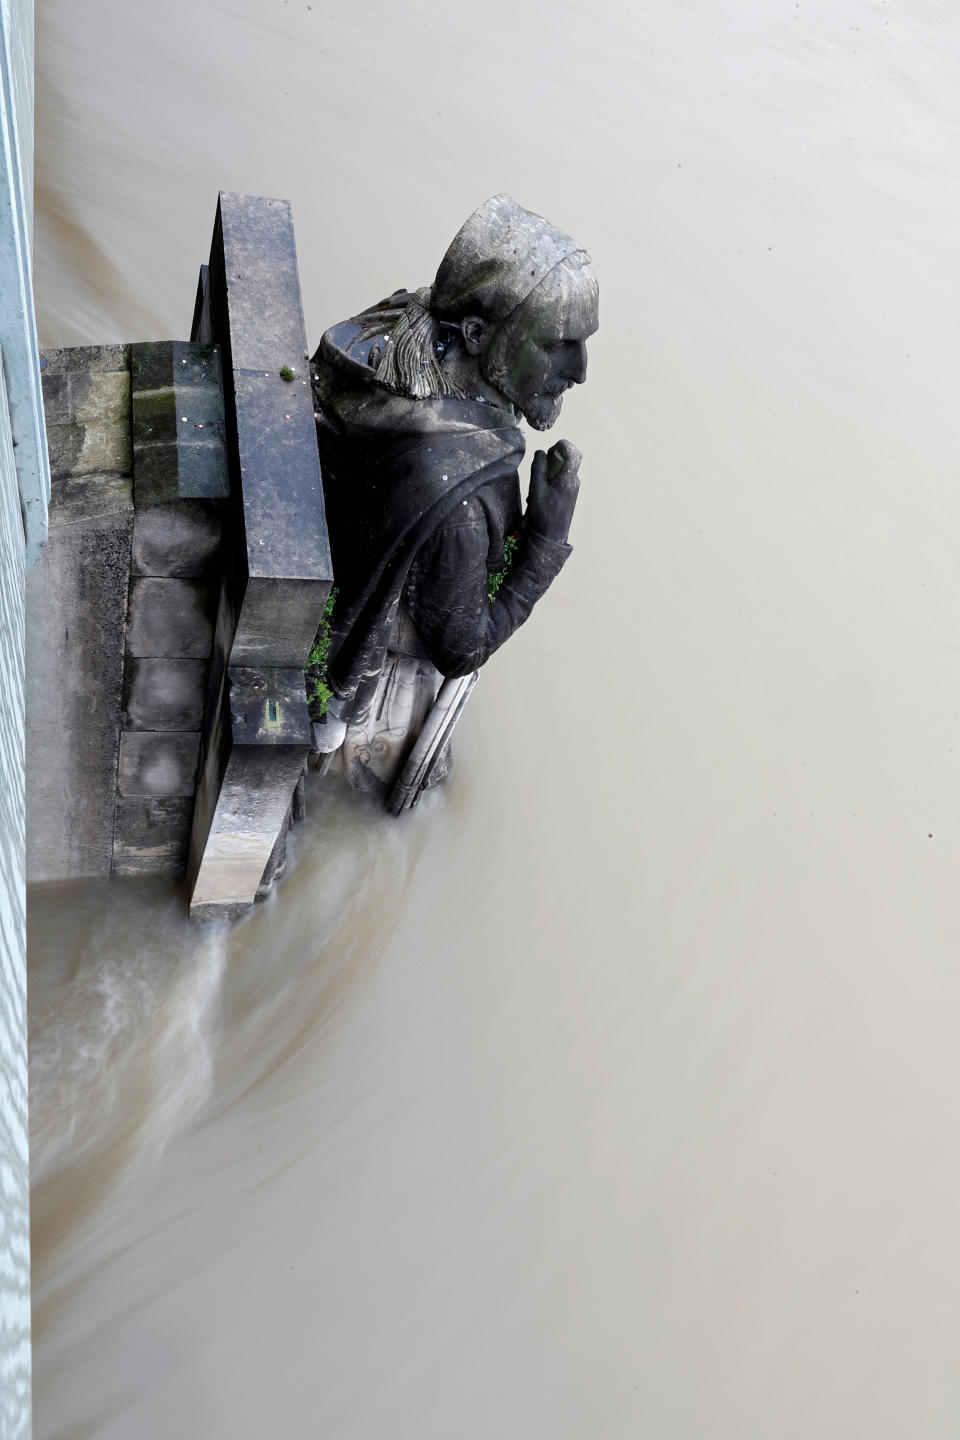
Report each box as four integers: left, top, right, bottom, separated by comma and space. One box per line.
404, 442, 580, 677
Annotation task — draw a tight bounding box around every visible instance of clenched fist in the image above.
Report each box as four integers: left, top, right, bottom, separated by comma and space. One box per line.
526, 439, 582, 545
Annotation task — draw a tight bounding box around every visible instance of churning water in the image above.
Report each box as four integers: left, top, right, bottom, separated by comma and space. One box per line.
29, 2, 960, 1436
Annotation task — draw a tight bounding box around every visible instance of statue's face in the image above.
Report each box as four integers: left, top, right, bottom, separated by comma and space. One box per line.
480, 261, 599, 431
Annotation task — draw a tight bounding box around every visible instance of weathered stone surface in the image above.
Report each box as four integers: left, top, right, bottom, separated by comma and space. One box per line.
130, 340, 229, 506
227, 666, 311, 746
130, 384, 174, 443
255, 809, 289, 900
292, 769, 306, 822
176, 437, 231, 500
131, 500, 224, 577
185, 193, 333, 917
122, 657, 208, 732
40, 346, 131, 483
40, 344, 129, 376
231, 574, 332, 672
133, 435, 230, 505
112, 795, 194, 876
47, 472, 133, 528
125, 577, 215, 659
189, 745, 308, 920
117, 732, 200, 797
198, 193, 332, 669
26, 480, 133, 880
129, 443, 180, 507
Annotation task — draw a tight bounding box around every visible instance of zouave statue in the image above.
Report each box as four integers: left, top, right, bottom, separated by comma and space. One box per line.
308, 195, 599, 811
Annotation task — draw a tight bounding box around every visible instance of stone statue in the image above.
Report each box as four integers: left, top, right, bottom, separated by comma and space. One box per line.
308, 194, 599, 809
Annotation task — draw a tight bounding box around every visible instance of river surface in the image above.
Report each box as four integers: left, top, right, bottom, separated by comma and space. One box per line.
29, 2, 960, 1436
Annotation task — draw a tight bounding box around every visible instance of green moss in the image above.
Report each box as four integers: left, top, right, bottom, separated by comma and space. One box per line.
305, 586, 338, 717
487, 532, 519, 598
279, 365, 296, 382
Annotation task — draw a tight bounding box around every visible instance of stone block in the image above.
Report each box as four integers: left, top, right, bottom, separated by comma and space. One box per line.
125, 577, 215, 659
131, 500, 224, 577
227, 666, 311, 746
112, 796, 194, 876
130, 340, 229, 506
41, 344, 129, 376
133, 435, 229, 506
47, 472, 133, 529
131, 339, 221, 395
176, 437, 231, 500
41, 347, 132, 482
199, 194, 332, 668
186, 194, 333, 917
117, 732, 200, 797
189, 745, 308, 920
39, 372, 69, 423
131, 386, 178, 448
122, 657, 209, 732
130, 442, 180, 507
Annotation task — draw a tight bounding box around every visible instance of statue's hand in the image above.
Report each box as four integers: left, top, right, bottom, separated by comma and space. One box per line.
526, 440, 581, 544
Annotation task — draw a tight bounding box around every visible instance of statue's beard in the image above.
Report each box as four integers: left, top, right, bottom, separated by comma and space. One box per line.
521, 392, 565, 431
480, 350, 564, 431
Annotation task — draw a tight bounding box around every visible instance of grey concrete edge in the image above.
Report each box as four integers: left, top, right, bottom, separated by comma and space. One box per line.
0, 0, 50, 572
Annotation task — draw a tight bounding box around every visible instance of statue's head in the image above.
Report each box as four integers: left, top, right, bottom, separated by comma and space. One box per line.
432, 196, 599, 430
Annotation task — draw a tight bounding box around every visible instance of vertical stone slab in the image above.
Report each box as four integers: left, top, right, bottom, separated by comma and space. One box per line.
188, 193, 332, 919
197, 192, 331, 666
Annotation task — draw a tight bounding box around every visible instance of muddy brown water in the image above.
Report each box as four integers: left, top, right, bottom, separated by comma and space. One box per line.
30, 2, 960, 1436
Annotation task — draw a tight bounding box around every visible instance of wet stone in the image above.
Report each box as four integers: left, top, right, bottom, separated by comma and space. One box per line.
131, 387, 178, 448
41, 344, 130, 376
227, 666, 311, 746
131, 339, 221, 394
176, 437, 230, 499
125, 577, 216, 659
42, 359, 132, 482
47, 472, 133, 529
131, 501, 224, 577
122, 657, 209, 731
117, 732, 200, 797
112, 795, 194, 876
131, 340, 229, 505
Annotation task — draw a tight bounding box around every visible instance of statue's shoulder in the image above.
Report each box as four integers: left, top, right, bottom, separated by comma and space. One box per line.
314, 317, 524, 465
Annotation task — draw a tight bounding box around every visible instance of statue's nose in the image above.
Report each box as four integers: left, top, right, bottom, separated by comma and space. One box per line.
567, 342, 588, 386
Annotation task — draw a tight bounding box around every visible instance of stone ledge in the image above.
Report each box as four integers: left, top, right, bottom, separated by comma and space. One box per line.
40, 344, 130, 375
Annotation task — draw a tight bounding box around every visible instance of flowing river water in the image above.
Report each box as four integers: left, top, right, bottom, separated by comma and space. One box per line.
28, 2, 960, 1436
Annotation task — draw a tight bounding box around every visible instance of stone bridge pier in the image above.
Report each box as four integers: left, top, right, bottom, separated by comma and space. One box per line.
27, 192, 333, 920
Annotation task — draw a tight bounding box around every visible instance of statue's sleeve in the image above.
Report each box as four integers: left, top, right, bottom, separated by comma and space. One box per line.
403, 487, 572, 678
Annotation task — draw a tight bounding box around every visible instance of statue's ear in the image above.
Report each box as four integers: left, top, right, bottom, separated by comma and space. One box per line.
460, 315, 489, 356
